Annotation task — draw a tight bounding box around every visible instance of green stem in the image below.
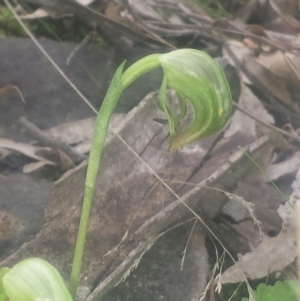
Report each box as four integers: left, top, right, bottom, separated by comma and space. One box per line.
122, 54, 161, 88
69, 63, 125, 298
69, 54, 161, 299
68, 48, 233, 298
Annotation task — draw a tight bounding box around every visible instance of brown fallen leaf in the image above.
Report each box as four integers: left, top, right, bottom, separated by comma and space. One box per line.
266, 151, 300, 180
57, 149, 75, 171
269, 0, 300, 31
105, 2, 120, 21
257, 51, 300, 87
23, 161, 48, 174
221, 168, 299, 284
45, 113, 126, 154
225, 83, 274, 138
75, 0, 94, 5
243, 55, 300, 125
0, 138, 56, 165
20, 8, 49, 19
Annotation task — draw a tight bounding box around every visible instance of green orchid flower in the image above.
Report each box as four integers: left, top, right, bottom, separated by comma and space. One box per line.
122, 49, 232, 151
69, 48, 233, 297
158, 49, 232, 150
1, 258, 72, 301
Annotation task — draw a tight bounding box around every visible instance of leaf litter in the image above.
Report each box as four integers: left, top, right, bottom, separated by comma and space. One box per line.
0, 0, 298, 300
221, 168, 300, 284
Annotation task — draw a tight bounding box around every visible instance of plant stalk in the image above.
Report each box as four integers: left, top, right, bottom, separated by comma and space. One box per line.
68, 54, 161, 299
69, 63, 125, 298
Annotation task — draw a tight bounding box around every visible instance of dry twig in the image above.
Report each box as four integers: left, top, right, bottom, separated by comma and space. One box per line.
19, 117, 86, 164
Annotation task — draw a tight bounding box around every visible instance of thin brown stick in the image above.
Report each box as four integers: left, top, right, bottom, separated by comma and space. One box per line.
209, 271, 216, 301
122, 0, 176, 50
19, 117, 86, 164
286, 55, 300, 82
144, 21, 300, 54
0, 85, 26, 103
66, 33, 92, 66
233, 102, 300, 144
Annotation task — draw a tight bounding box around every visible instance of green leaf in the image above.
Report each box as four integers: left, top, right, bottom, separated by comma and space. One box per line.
3, 258, 73, 301
0, 267, 10, 301
241, 281, 298, 301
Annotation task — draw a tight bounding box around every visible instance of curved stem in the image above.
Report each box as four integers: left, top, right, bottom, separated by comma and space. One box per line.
122, 54, 161, 89
68, 48, 233, 298
69, 63, 125, 298
69, 54, 162, 299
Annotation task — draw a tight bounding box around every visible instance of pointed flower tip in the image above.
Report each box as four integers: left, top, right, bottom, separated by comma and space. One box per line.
158, 48, 232, 150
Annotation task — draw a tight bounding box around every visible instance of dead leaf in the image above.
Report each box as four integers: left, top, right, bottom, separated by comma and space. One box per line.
221, 168, 299, 284
243, 55, 300, 119
128, 0, 163, 21
105, 2, 120, 21
0, 138, 56, 165
74, 0, 94, 6
23, 161, 47, 174
45, 117, 95, 146
269, 0, 300, 30
57, 149, 75, 171
222, 181, 282, 248
222, 40, 253, 84
266, 151, 300, 180
225, 83, 274, 138
20, 8, 49, 20
257, 51, 300, 86
45, 113, 126, 154
273, 0, 299, 16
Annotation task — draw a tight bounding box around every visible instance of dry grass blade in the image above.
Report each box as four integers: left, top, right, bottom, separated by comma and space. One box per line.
286, 55, 300, 83
180, 218, 197, 271
0, 85, 26, 103
233, 102, 300, 144
223, 192, 263, 240
115, 217, 196, 286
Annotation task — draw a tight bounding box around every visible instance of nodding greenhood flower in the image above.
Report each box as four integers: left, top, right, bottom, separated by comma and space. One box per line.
2, 258, 72, 301
122, 49, 232, 151
69, 49, 233, 298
